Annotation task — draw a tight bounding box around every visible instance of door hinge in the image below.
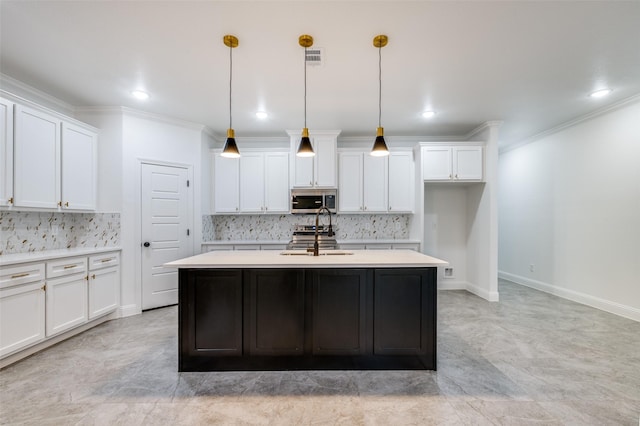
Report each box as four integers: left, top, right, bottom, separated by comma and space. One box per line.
186, 180, 190, 187
187, 229, 190, 236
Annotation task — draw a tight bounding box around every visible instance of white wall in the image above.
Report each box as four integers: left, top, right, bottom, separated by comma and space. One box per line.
499, 100, 640, 321
119, 113, 204, 316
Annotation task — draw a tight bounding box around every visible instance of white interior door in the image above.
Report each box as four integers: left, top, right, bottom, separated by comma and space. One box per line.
141, 163, 190, 310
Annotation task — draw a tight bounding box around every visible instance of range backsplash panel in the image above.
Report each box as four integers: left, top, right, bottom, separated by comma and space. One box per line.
203, 214, 410, 241
0, 212, 120, 255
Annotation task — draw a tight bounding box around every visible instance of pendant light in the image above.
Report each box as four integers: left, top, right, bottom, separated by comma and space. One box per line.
221, 35, 240, 158
371, 34, 390, 157
296, 34, 315, 157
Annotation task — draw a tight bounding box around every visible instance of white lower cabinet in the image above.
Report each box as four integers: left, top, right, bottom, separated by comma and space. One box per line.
0, 263, 46, 358
88, 252, 120, 319
0, 250, 120, 360
46, 273, 88, 337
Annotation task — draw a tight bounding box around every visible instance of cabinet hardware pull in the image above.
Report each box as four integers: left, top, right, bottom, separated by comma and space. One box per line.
455, 174, 458, 179
8, 197, 13, 204
63, 265, 76, 269
100, 259, 111, 263
58, 201, 62, 207
11, 273, 29, 279
41, 285, 46, 291
85, 275, 89, 281
64, 201, 69, 207
92, 274, 96, 280
449, 174, 452, 179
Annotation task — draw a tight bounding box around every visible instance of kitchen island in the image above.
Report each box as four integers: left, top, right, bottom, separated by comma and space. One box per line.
166, 250, 447, 371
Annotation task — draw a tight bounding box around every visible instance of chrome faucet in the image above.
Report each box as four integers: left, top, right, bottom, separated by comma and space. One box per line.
307, 206, 334, 256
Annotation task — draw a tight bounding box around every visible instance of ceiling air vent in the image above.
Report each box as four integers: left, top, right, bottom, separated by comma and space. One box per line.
305, 48, 323, 66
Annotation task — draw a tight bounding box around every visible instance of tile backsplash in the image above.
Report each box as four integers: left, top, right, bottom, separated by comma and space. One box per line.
203, 214, 410, 241
0, 211, 120, 255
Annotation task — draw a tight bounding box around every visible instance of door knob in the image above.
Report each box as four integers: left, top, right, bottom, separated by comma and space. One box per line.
143, 242, 150, 247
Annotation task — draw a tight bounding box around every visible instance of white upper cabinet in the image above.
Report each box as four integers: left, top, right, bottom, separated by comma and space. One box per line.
263, 152, 289, 213
338, 152, 363, 212
422, 144, 483, 182
61, 122, 97, 211
388, 151, 414, 212
453, 146, 483, 180
289, 130, 339, 188
0, 97, 14, 208
14, 104, 61, 209
240, 153, 265, 213
363, 154, 388, 212
338, 149, 413, 213
213, 152, 240, 213
213, 149, 289, 214
11, 102, 98, 211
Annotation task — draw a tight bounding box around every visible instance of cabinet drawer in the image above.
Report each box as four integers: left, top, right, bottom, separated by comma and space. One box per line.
0, 263, 45, 289
88, 252, 120, 271
46, 257, 87, 279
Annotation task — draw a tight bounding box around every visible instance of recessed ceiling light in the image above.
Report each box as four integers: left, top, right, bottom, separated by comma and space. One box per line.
422, 111, 436, 118
131, 90, 149, 100
589, 89, 612, 98
255, 111, 268, 119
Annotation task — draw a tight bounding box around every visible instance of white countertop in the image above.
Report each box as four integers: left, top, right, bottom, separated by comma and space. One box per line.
165, 249, 447, 269
201, 239, 420, 245
0, 247, 122, 266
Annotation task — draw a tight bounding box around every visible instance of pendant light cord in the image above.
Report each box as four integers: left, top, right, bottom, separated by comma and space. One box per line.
229, 43, 233, 130
304, 46, 307, 128
378, 44, 382, 128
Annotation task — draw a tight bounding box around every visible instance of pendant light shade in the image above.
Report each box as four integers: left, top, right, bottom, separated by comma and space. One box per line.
221, 34, 240, 158
297, 34, 315, 157
371, 35, 389, 157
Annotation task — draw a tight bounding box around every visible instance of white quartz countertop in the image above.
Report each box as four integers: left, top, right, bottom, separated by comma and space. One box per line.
0, 247, 122, 266
165, 249, 447, 269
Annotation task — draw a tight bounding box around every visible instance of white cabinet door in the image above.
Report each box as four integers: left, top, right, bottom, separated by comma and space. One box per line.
0, 97, 14, 208
388, 151, 414, 213
0, 281, 45, 357
61, 122, 97, 211
88, 266, 119, 319
363, 154, 388, 212
314, 136, 337, 188
422, 146, 452, 181
290, 132, 338, 188
213, 152, 240, 213
240, 152, 265, 213
14, 105, 61, 209
338, 152, 363, 212
453, 146, 483, 180
292, 149, 314, 188
45, 273, 88, 337
264, 152, 289, 213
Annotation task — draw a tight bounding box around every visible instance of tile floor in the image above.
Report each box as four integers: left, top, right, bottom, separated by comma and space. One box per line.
1, 280, 639, 425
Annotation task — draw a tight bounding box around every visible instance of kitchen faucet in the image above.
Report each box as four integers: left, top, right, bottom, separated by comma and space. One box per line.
307, 206, 334, 256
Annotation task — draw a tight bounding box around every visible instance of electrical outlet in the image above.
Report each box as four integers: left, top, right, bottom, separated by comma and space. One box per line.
529, 264, 535, 272
444, 267, 454, 279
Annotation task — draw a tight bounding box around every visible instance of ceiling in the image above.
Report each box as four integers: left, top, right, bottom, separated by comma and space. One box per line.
1, 1, 639, 148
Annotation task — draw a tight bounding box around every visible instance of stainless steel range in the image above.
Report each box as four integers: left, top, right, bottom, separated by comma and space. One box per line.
286, 224, 339, 250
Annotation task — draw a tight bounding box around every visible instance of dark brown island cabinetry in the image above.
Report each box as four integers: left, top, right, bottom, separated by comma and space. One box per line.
178, 267, 436, 371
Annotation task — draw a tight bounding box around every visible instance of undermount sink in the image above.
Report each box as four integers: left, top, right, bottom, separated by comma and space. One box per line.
279, 250, 354, 256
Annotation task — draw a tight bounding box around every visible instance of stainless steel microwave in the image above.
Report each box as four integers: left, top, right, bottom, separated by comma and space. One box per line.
291, 189, 337, 214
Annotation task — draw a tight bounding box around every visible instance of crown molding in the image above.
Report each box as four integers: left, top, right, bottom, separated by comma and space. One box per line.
75, 106, 206, 132
0, 74, 75, 115
500, 94, 640, 154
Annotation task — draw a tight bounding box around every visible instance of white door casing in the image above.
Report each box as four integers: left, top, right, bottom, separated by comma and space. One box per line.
141, 163, 190, 310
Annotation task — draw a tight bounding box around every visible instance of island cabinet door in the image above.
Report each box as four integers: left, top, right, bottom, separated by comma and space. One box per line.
373, 268, 436, 357
311, 269, 370, 355
246, 270, 305, 355
181, 269, 243, 357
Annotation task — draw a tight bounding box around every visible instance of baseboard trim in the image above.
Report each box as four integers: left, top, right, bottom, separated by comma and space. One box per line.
498, 270, 640, 322
465, 281, 500, 302
119, 304, 141, 318
439, 280, 499, 302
